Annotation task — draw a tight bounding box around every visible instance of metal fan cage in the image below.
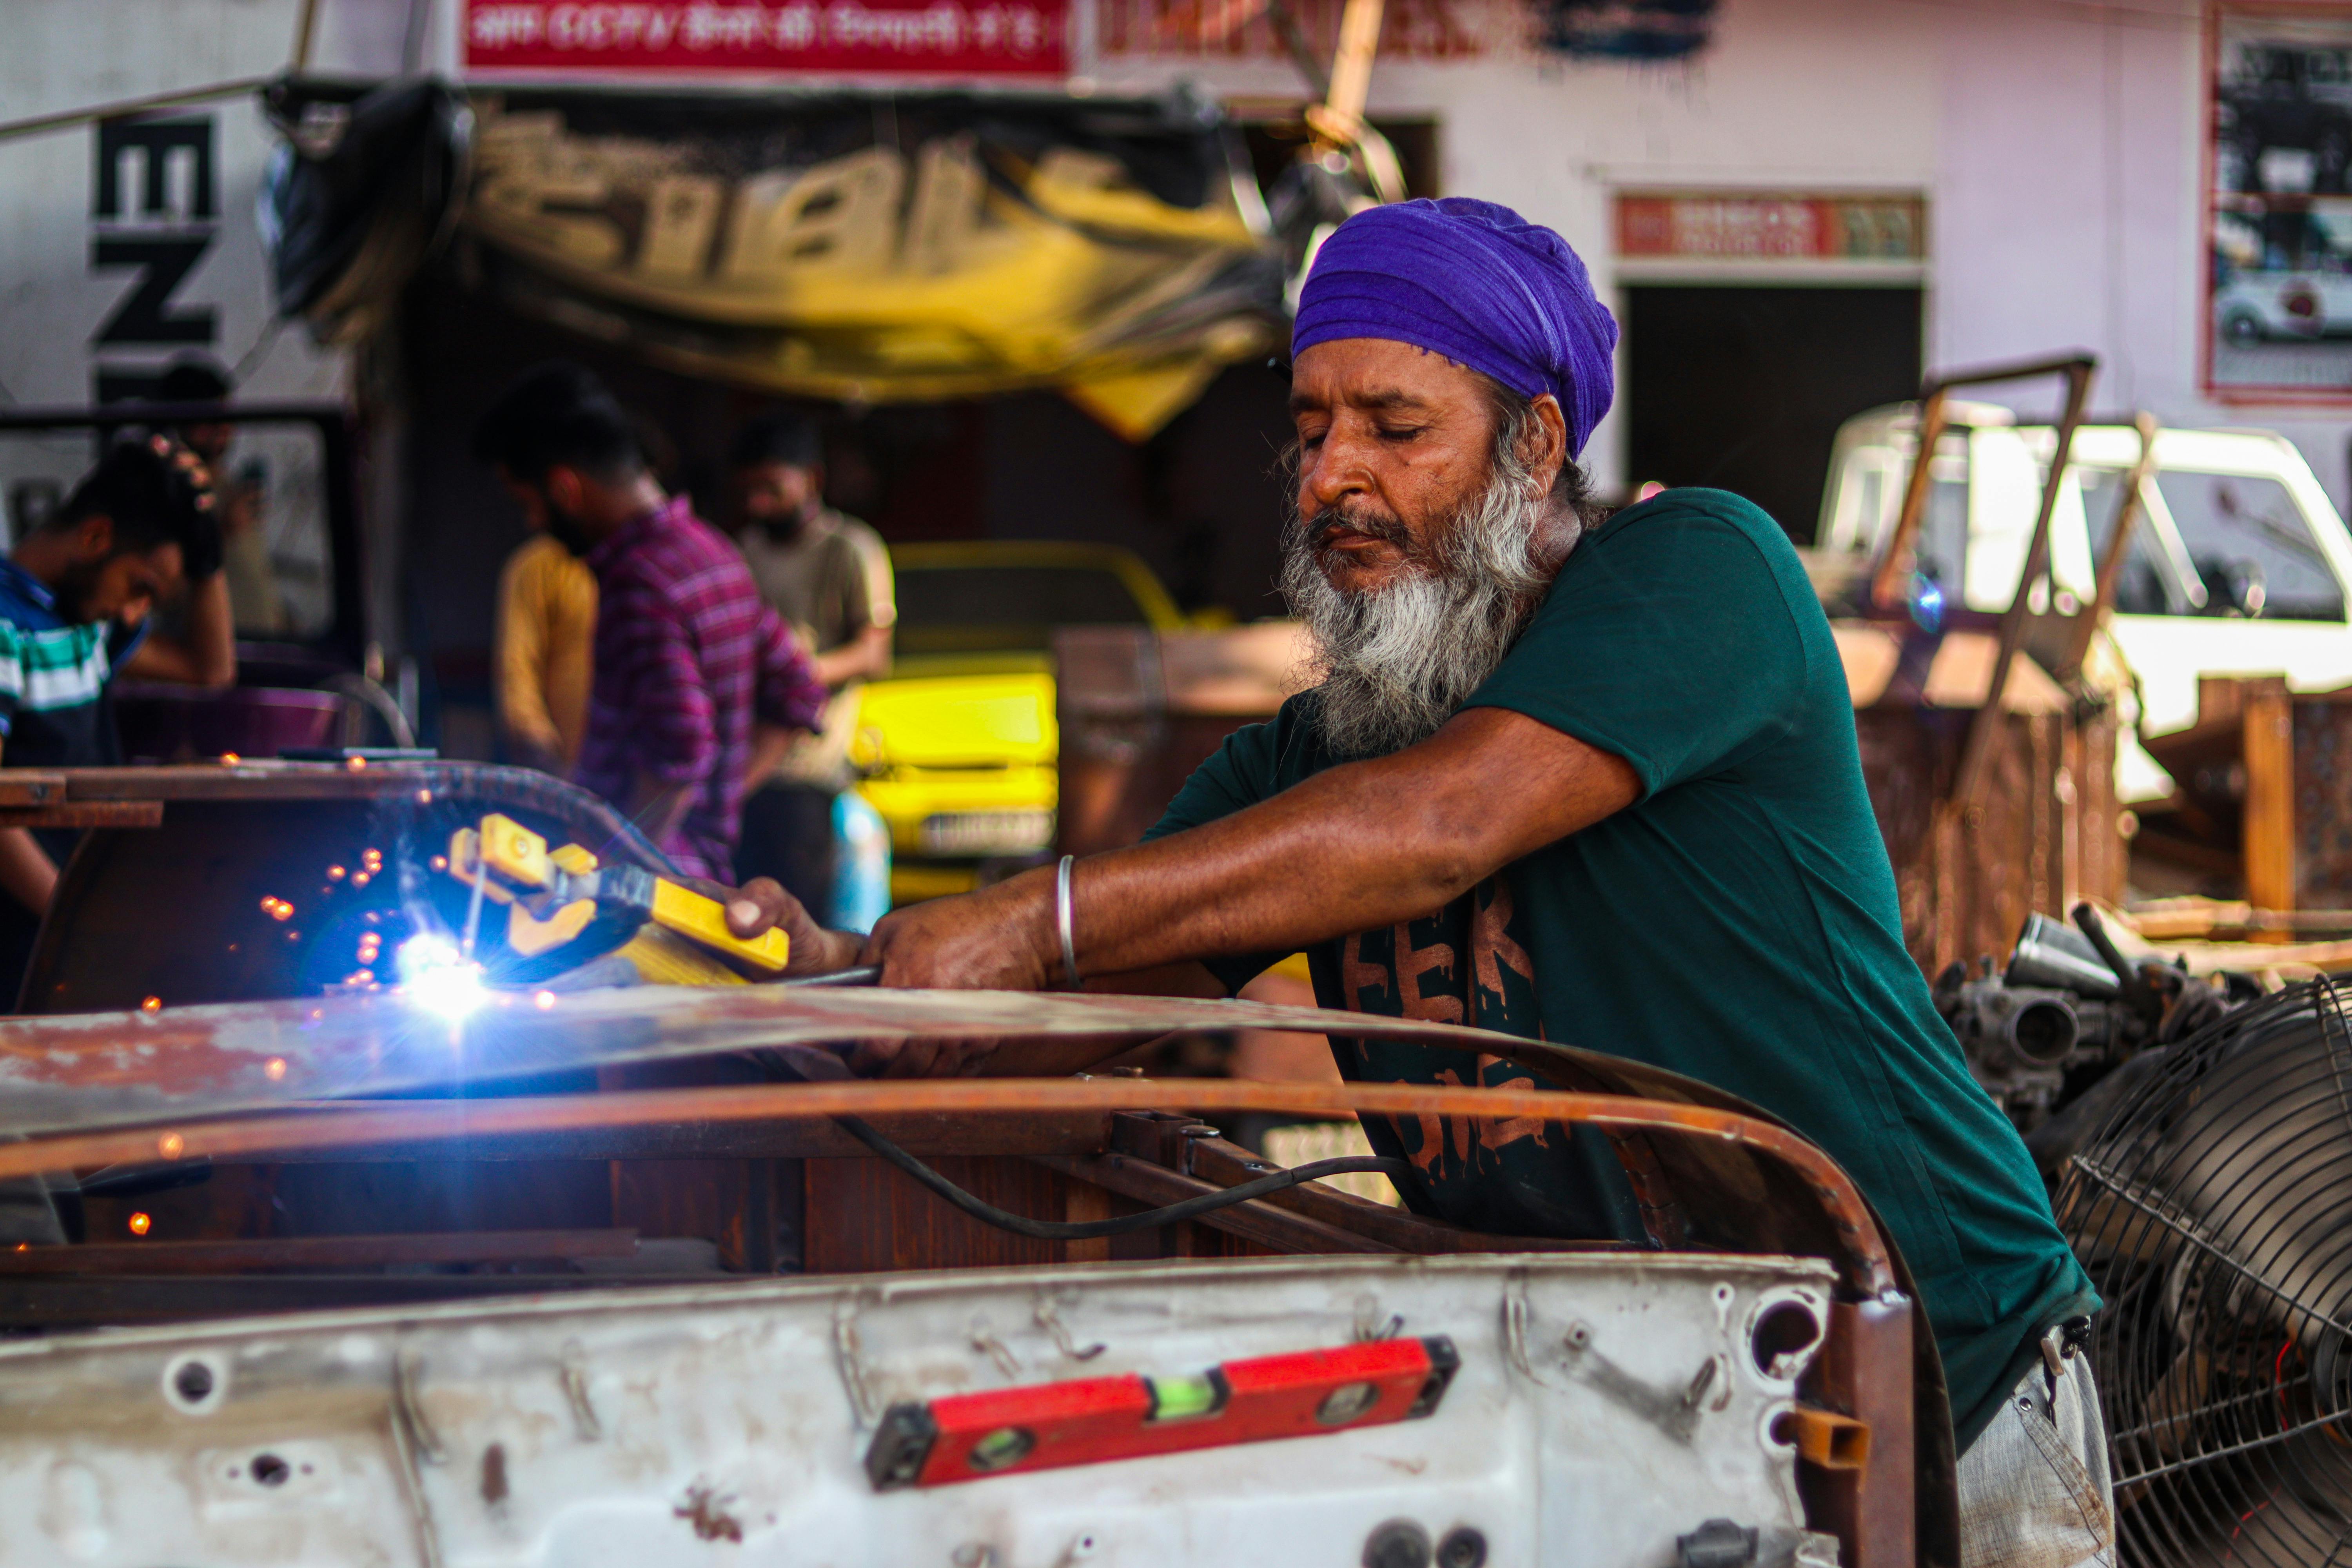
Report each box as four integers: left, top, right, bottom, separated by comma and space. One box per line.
2054, 978, 2352, 1566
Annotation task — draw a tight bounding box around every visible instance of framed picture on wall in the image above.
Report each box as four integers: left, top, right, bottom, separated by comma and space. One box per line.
2207, 4, 2352, 402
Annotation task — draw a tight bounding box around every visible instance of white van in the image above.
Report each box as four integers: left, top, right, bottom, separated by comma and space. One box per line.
1817, 401, 2352, 799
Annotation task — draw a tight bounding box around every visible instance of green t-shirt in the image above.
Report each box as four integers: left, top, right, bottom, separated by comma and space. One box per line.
1147, 488, 2094, 1450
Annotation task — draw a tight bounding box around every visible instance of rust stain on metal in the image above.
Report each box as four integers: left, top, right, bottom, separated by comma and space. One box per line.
674, 1480, 743, 1542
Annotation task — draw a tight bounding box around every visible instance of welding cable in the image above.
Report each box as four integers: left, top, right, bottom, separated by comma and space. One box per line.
831, 1113, 1415, 1241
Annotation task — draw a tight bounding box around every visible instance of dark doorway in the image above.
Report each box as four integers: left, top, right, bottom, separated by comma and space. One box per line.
1623, 285, 1922, 544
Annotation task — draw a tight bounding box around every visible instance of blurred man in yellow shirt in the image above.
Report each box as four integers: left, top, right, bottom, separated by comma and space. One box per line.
495, 529, 597, 773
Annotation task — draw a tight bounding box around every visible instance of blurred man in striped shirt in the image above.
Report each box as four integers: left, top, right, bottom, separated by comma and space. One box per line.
473, 365, 827, 881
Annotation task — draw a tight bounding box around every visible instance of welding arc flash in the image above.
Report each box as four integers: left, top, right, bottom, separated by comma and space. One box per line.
396, 934, 487, 1020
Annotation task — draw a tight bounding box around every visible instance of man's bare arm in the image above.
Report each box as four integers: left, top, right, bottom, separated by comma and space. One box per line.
859, 706, 1641, 991
119, 575, 236, 687
0, 828, 58, 915
742, 722, 797, 793
813, 624, 892, 687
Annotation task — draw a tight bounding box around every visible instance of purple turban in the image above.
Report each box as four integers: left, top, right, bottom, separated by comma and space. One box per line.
1292, 198, 1618, 457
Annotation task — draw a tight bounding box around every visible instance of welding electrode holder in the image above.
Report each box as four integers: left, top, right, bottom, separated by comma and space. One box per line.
448, 815, 792, 978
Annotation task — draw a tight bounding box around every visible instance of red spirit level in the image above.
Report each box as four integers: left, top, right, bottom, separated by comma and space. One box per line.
864, 1335, 1459, 1490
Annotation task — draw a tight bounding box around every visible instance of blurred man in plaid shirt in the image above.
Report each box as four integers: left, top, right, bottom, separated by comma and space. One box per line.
474, 365, 827, 882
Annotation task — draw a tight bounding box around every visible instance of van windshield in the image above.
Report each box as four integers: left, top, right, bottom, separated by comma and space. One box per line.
2156, 471, 2344, 622
2079, 468, 2180, 616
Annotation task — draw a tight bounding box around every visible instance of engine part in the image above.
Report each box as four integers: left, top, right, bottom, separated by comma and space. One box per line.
2006, 913, 2123, 998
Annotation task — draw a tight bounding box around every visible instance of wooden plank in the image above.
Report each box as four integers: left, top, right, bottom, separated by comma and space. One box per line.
1062, 1177, 1113, 1263
2244, 679, 2297, 916
802, 1155, 1066, 1274
0, 1227, 638, 1274
52, 763, 435, 801
0, 772, 67, 806
0, 800, 162, 828
2292, 697, 2352, 908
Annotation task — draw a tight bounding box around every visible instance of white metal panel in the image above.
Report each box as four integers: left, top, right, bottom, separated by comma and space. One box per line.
0, 1252, 1842, 1568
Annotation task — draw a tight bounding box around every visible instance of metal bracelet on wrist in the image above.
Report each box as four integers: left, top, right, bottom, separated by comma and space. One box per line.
1055, 854, 1081, 989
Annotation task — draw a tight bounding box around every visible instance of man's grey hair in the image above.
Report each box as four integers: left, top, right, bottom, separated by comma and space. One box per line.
1282, 381, 1601, 760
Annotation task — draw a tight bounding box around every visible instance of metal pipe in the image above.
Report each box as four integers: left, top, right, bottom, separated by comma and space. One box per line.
2007, 912, 2123, 998
0, 78, 274, 145
1323, 0, 1386, 132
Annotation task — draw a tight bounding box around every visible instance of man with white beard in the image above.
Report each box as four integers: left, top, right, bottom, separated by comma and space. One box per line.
735, 199, 2111, 1568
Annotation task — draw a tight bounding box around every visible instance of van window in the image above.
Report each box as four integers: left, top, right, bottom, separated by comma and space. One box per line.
0, 420, 336, 641
2078, 468, 2181, 616
212, 422, 336, 639
2154, 470, 2345, 621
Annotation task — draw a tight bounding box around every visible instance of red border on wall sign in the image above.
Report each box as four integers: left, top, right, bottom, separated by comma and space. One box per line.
465, 0, 1069, 77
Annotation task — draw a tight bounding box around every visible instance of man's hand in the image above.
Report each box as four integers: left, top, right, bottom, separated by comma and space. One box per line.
857, 870, 1059, 989
119, 573, 236, 688
715, 876, 866, 978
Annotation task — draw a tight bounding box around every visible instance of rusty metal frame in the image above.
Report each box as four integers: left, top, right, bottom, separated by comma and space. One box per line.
1868, 352, 2097, 616
0, 1077, 1896, 1298
1864, 352, 2098, 813
2056, 410, 2163, 683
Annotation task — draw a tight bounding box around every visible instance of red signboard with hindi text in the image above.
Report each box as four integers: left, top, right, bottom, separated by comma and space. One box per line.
466, 0, 1068, 78
1615, 193, 1925, 262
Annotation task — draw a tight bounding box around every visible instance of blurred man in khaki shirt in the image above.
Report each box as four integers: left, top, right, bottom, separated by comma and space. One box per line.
728, 412, 892, 915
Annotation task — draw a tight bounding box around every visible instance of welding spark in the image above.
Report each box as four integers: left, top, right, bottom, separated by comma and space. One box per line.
395, 933, 486, 1020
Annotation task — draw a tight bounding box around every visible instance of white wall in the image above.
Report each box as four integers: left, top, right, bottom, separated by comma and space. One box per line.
1087, 0, 2352, 509
9, 0, 2342, 507
0, 0, 412, 410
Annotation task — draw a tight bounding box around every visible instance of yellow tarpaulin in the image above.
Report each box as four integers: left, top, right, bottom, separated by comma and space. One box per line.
463, 91, 1283, 438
